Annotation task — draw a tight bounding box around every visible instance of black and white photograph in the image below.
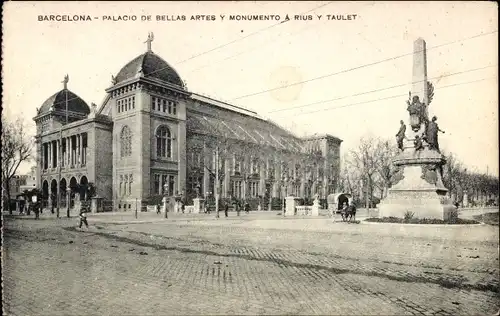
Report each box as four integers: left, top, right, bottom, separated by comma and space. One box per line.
2, 1, 499, 315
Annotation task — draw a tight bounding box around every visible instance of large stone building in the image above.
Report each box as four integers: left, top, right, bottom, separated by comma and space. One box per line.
34, 35, 342, 211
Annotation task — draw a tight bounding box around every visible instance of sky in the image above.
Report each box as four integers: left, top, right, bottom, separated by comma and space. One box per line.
3, 1, 498, 176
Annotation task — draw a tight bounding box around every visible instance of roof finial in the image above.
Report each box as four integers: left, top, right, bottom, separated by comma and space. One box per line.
62, 74, 69, 90
145, 32, 154, 52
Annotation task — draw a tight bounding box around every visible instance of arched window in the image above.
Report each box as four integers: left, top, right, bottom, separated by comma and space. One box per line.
156, 126, 172, 158
120, 126, 132, 157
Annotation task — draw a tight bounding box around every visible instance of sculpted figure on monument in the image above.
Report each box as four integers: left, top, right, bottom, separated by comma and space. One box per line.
406, 94, 427, 132
414, 135, 424, 151
395, 120, 406, 151
424, 116, 445, 152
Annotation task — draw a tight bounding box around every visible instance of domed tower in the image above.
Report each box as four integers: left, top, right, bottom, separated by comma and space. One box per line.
34, 75, 90, 134
105, 33, 190, 210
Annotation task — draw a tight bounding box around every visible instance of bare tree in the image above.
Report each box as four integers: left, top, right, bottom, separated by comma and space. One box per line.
373, 139, 399, 199
442, 152, 464, 200
2, 116, 34, 214
347, 136, 390, 209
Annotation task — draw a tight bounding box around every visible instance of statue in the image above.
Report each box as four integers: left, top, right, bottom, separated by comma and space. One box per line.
424, 116, 445, 152
144, 32, 154, 52
195, 182, 201, 198
414, 135, 424, 151
406, 94, 427, 132
313, 193, 320, 205
395, 120, 406, 151
111, 75, 117, 85
136, 66, 144, 78
91, 102, 97, 113
62, 74, 69, 89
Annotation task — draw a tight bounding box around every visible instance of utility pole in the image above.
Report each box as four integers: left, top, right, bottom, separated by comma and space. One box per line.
215, 147, 220, 218
57, 74, 69, 218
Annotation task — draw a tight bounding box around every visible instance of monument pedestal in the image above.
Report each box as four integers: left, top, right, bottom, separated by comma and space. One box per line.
311, 200, 320, 216
193, 198, 204, 214
378, 148, 456, 221
285, 196, 297, 216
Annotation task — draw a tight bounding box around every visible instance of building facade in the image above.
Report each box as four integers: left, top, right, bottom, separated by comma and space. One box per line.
33, 36, 342, 211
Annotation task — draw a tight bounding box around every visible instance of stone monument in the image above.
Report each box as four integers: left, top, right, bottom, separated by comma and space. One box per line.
378, 38, 456, 221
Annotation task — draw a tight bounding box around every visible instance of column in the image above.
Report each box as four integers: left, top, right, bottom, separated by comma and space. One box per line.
223, 157, 231, 198
48, 141, 52, 169
56, 140, 60, 168
76, 134, 80, 165
70, 136, 73, 165
79, 134, 83, 165
42, 143, 46, 170
69, 136, 73, 166
53, 141, 56, 168
68, 137, 71, 166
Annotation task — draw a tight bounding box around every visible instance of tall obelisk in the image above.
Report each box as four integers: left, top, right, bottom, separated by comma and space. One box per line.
405, 38, 429, 146
411, 38, 428, 105
378, 38, 455, 221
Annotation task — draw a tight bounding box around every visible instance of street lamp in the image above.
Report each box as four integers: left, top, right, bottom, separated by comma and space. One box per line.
163, 183, 169, 218
66, 187, 71, 217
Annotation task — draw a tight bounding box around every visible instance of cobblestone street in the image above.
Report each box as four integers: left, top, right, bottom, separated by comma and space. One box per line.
3, 212, 499, 315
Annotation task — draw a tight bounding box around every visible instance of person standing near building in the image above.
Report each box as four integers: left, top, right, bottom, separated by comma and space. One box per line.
235, 200, 240, 216
244, 202, 250, 214
224, 202, 229, 218
31, 194, 39, 219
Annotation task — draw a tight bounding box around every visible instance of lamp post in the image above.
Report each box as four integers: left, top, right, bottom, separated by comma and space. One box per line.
163, 183, 168, 218
66, 187, 71, 217
268, 176, 273, 212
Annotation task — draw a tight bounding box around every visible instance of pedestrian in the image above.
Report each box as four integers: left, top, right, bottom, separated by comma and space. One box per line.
33, 202, 40, 220
244, 202, 250, 214
79, 206, 89, 230
235, 201, 240, 216
224, 202, 229, 218
156, 203, 161, 214
181, 201, 185, 214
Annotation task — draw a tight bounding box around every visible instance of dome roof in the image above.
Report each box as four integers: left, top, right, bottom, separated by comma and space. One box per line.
115, 51, 184, 87
39, 89, 90, 116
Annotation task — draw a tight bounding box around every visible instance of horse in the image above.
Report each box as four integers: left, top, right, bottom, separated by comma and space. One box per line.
341, 204, 357, 222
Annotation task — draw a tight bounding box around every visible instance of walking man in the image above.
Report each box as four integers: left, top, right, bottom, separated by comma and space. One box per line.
79, 206, 89, 230
224, 202, 229, 218
156, 203, 161, 214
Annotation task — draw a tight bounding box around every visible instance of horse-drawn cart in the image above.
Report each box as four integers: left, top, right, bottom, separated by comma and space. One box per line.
327, 193, 356, 222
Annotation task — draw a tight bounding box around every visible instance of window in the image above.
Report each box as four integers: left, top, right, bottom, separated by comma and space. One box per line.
250, 181, 259, 197
231, 180, 242, 198
154, 174, 160, 195
295, 164, 301, 178
251, 158, 259, 175
162, 175, 168, 194
124, 175, 128, 196
156, 126, 172, 158
128, 174, 133, 195
120, 126, 132, 157
117, 97, 135, 114
169, 175, 175, 196
119, 175, 123, 196
267, 160, 275, 179
152, 96, 177, 115
234, 155, 242, 175
82, 133, 88, 165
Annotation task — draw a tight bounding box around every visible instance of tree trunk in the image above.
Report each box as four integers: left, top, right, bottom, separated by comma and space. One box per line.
365, 177, 370, 210
5, 179, 13, 214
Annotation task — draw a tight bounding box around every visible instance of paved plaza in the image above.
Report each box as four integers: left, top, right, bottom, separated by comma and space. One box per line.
3, 210, 499, 315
